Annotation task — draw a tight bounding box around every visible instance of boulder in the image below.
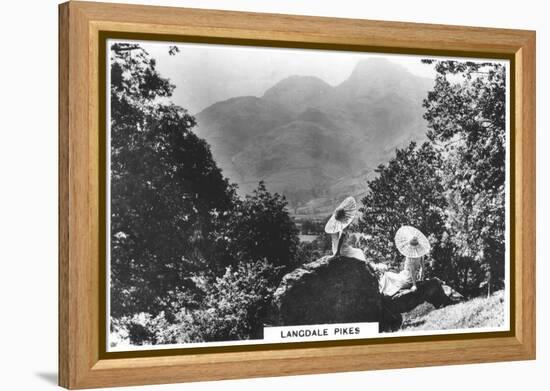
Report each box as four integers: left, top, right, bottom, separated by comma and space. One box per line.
384, 278, 464, 315
272, 255, 382, 326
271, 257, 463, 332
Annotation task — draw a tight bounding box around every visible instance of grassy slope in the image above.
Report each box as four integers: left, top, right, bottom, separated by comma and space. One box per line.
402, 290, 505, 331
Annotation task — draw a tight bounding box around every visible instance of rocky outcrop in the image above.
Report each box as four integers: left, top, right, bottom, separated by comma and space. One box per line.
272, 257, 463, 333
385, 278, 464, 314
380, 278, 465, 332
272, 255, 382, 326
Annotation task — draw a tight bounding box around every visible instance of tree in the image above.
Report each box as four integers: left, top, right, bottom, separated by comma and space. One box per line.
109, 43, 237, 317
214, 182, 300, 274
358, 142, 449, 272
422, 59, 506, 293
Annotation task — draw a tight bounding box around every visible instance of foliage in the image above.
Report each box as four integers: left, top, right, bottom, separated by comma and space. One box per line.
296, 232, 333, 264
214, 182, 300, 273
358, 60, 506, 296
109, 43, 237, 318
111, 260, 281, 346
423, 60, 506, 292
183, 260, 280, 342
110, 44, 301, 332
358, 142, 448, 271
112, 312, 179, 346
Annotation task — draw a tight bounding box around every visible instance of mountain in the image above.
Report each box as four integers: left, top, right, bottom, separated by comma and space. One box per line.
194, 58, 433, 219
193, 96, 292, 181
262, 75, 332, 114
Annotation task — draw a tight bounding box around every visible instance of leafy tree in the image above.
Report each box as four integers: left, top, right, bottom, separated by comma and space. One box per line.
422, 60, 506, 293
356, 60, 506, 296
214, 182, 300, 273
110, 43, 237, 317
358, 142, 448, 271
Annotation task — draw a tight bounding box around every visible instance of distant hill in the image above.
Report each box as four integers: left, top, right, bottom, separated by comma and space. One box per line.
194, 58, 433, 218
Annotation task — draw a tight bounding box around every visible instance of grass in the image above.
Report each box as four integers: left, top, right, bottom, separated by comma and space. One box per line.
402, 290, 505, 331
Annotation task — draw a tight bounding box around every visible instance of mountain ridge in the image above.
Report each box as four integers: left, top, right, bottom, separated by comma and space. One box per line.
194, 58, 432, 219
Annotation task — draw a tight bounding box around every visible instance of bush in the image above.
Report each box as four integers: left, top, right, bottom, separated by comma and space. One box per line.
111, 260, 284, 346
182, 260, 280, 342
112, 312, 180, 346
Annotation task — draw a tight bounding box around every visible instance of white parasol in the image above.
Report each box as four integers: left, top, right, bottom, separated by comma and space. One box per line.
394, 225, 431, 258
324, 196, 357, 234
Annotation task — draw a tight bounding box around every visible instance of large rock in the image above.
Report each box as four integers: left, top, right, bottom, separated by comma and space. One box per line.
272, 255, 382, 326
384, 278, 461, 314
380, 278, 465, 332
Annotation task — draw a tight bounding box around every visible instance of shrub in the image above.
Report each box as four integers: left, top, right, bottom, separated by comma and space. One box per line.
113, 312, 180, 346
182, 260, 280, 342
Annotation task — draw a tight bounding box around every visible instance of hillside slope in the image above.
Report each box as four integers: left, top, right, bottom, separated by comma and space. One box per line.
194, 58, 433, 217
402, 290, 506, 331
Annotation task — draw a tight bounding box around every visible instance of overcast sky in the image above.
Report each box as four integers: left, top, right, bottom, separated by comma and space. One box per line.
108, 40, 440, 115
111, 40, 508, 115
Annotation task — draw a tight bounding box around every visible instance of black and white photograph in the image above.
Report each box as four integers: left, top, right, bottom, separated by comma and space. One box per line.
106, 39, 510, 351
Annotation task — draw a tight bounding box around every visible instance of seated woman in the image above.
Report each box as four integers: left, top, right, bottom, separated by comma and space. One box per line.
378, 226, 430, 297
323, 199, 430, 298
324, 196, 366, 261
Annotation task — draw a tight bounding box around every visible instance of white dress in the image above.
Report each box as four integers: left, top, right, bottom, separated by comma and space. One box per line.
330, 232, 367, 261
379, 257, 421, 297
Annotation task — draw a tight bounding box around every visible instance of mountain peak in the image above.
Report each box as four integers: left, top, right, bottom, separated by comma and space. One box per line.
336, 58, 430, 101
262, 75, 332, 113
263, 75, 331, 95
348, 58, 408, 80
342, 57, 412, 84
195, 62, 429, 215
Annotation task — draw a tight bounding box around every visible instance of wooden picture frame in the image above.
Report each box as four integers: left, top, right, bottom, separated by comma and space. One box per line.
59, 1, 536, 389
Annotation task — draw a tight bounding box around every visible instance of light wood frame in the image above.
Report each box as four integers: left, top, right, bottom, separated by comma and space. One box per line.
59, 1, 536, 389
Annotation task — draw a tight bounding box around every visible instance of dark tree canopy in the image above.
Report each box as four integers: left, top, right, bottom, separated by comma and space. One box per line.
358, 142, 448, 271
215, 182, 300, 273
358, 59, 506, 295
423, 60, 506, 293
109, 44, 301, 321
110, 43, 237, 317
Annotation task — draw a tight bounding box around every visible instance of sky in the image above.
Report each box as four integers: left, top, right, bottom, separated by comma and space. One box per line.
113, 40, 438, 115
111, 39, 506, 115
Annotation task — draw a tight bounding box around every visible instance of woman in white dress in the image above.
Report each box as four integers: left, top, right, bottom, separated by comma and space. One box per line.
378, 226, 431, 297
324, 196, 366, 261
